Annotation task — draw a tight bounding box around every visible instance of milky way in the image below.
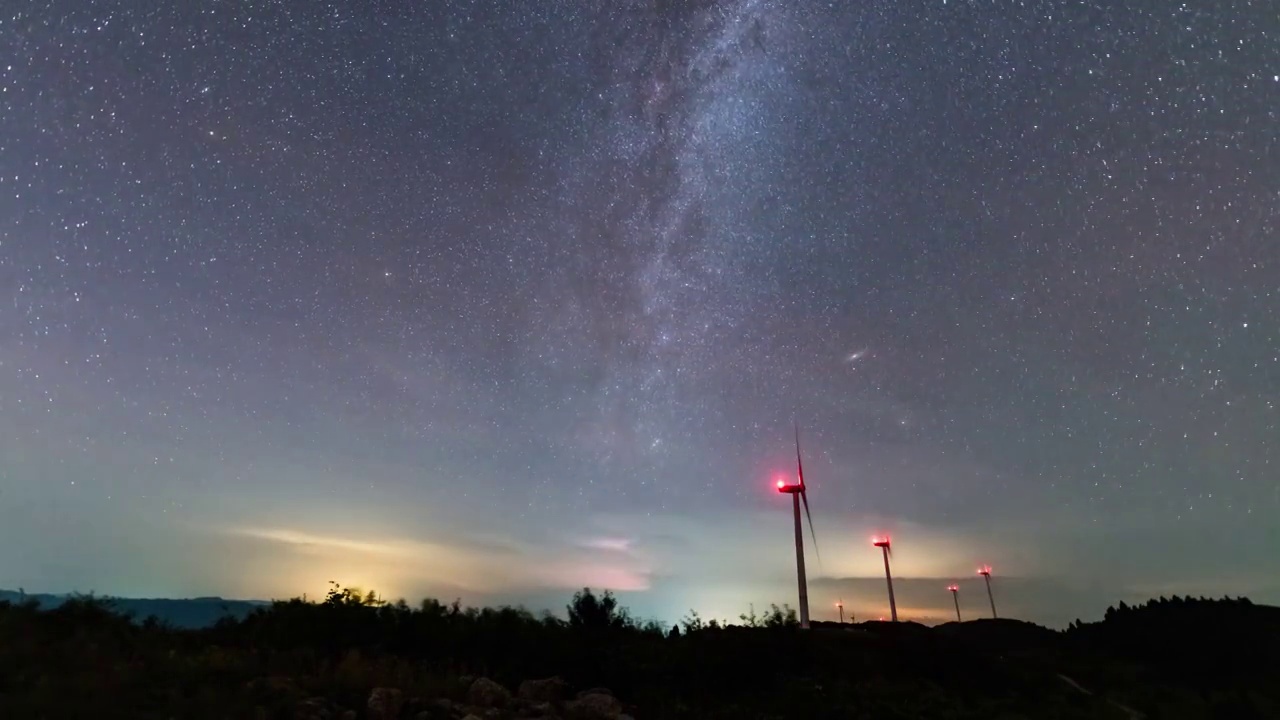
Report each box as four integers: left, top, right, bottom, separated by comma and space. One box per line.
1, 1, 1277, 626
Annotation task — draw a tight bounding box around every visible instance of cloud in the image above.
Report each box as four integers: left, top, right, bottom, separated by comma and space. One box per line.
221, 523, 655, 600
232, 527, 454, 561
7, 486, 1265, 630
578, 536, 635, 553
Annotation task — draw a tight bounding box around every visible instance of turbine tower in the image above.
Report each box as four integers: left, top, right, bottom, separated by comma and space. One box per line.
775, 422, 820, 629
948, 584, 961, 622
978, 566, 998, 619
873, 536, 898, 622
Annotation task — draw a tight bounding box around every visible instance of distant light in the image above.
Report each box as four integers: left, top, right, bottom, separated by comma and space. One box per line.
776, 479, 786, 489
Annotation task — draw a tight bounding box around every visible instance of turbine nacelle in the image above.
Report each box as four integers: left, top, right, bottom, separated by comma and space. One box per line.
978, 565, 993, 577
947, 584, 959, 593
872, 536, 891, 549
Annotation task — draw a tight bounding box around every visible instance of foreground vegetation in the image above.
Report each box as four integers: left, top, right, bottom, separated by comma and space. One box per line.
0, 585, 1276, 719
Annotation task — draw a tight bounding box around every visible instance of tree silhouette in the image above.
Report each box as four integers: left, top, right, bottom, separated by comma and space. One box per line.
566, 588, 632, 631
680, 609, 705, 634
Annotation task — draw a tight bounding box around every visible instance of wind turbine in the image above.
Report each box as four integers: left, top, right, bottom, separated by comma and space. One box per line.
948, 584, 961, 622
873, 536, 898, 622
836, 599, 845, 624
775, 422, 820, 629
978, 565, 998, 618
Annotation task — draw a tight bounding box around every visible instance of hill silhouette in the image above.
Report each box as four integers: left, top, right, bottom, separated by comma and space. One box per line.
0, 588, 267, 629
0, 585, 1275, 719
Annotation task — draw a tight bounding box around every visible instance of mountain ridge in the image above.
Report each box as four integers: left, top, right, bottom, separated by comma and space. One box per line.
0, 588, 269, 628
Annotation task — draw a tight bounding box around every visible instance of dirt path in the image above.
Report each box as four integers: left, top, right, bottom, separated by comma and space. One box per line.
1056, 673, 1145, 720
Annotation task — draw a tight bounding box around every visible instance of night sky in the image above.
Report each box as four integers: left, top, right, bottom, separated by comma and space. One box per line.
2, 1, 1277, 628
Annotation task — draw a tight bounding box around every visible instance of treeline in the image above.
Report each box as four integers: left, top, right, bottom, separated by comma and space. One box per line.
1065, 595, 1280, 669
1056, 595, 1280, 719
1, 585, 1277, 719
0, 583, 1096, 719
1095, 593, 1256, 624
205, 583, 810, 705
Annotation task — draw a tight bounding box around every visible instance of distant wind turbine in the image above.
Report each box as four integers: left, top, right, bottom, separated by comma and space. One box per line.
775, 422, 820, 629
873, 536, 898, 622
948, 584, 961, 622
978, 565, 998, 618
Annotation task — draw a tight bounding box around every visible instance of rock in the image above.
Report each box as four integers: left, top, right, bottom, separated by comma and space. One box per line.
576, 688, 613, 700
368, 688, 405, 720
415, 697, 462, 719
516, 701, 554, 718
468, 678, 512, 708
565, 693, 622, 720
411, 698, 456, 719
429, 698, 458, 714
294, 698, 335, 720
518, 677, 570, 704
248, 676, 307, 701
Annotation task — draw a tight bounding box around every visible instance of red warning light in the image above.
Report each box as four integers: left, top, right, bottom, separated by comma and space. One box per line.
776, 479, 786, 489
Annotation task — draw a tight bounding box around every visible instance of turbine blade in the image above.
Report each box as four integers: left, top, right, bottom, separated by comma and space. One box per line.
794, 421, 805, 489
801, 487, 821, 566
794, 422, 820, 566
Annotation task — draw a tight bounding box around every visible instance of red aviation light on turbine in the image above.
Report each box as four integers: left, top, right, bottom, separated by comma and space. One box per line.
947, 584, 959, 592
776, 475, 801, 494
872, 536, 891, 548
978, 565, 992, 576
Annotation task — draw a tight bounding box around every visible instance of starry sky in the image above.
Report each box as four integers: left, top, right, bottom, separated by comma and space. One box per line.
1, 1, 1277, 628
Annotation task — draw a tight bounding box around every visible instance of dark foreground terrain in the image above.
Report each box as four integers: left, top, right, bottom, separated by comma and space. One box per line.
0, 586, 1276, 720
